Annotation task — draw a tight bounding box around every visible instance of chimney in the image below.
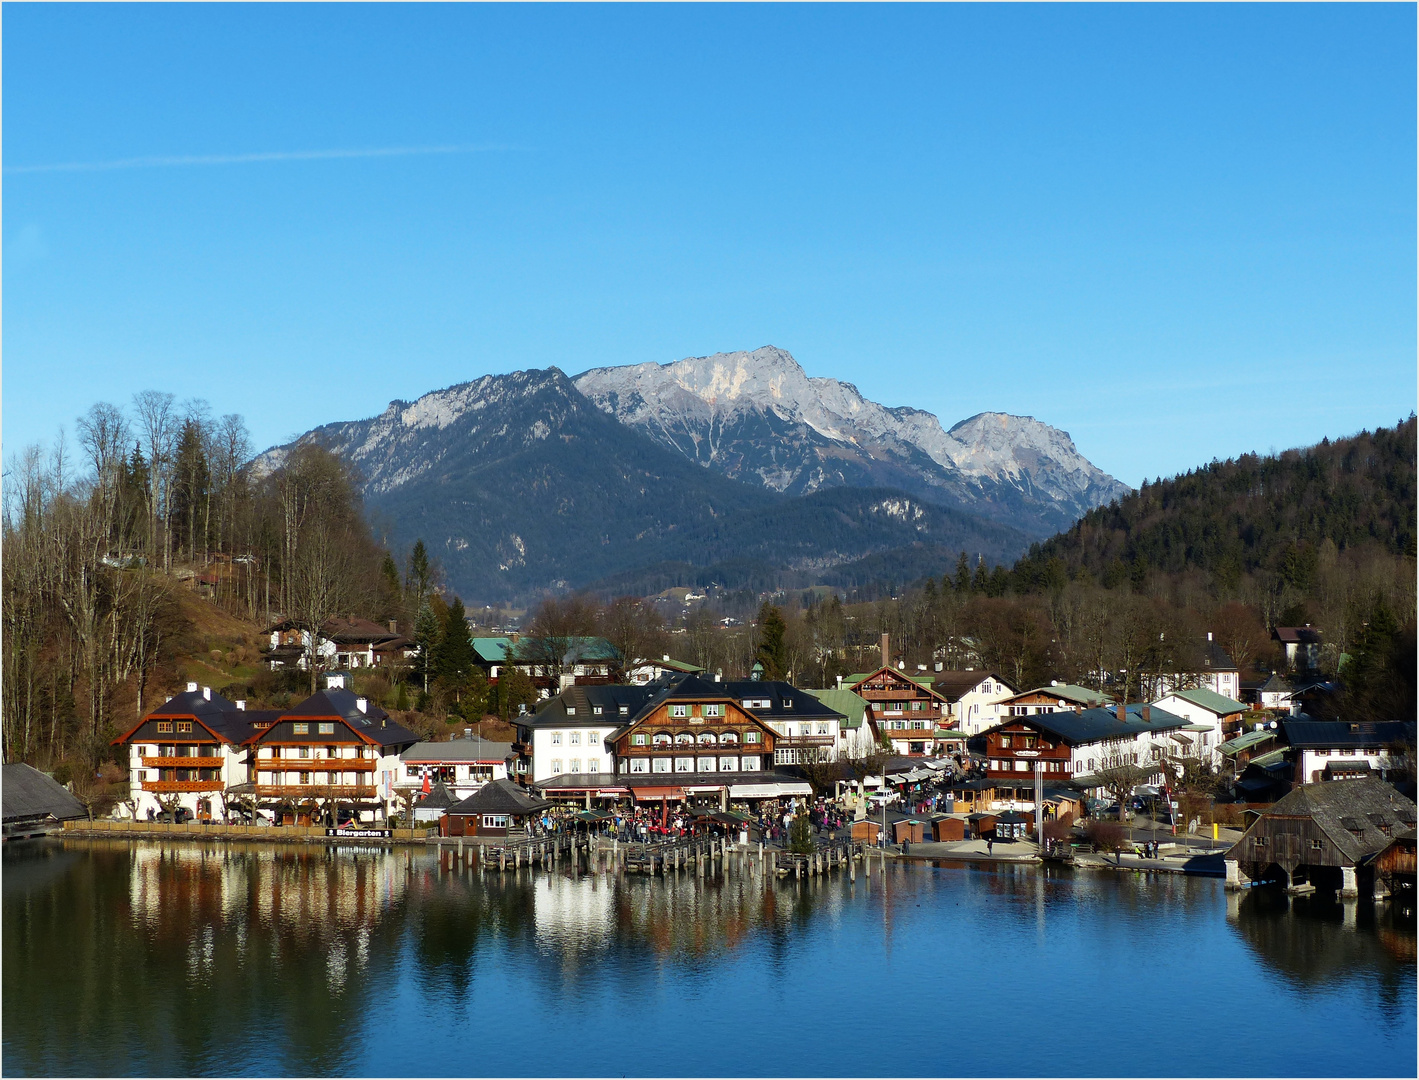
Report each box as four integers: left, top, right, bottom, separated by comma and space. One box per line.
187, 682, 198, 693
202, 686, 211, 701
1142, 705, 1152, 722
236, 700, 246, 711
1207, 631, 1213, 642
356, 697, 368, 714
836, 674, 844, 690
881, 632, 890, 667
389, 620, 398, 634
464, 728, 473, 738
1116, 703, 1127, 722
663, 654, 671, 662
559, 673, 576, 692
1074, 704, 1082, 714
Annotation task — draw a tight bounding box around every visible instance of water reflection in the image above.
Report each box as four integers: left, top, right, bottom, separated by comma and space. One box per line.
3, 840, 1413, 1078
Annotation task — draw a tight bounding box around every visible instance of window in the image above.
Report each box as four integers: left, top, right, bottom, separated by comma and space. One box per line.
675, 733, 694, 746
742, 755, 760, 771
586, 758, 600, 774
551, 759, 563, 774
912, 721, 927, 730
630, 758, 648, 773
719, 732, 738, 745
744, 730, 760, 744
566, 707, 576, 716
406, 765, 421, 779
653, 733, 672, 747
1253, 836, 1267, 847
720, 756, 737, 772
619, 705, 629, 716
569, 731, 581, 745
292, 723, 309, 735
298, 746, 311, 759
551, 732, 562, 745
782, 700, 793, 710
1000, 735, 1012, 748
1310, 839, 1323, 850
632, 733, 647, 746
675, 757, 694, 773
698, 757, 718, 772
652, 757, 671, 773
176, 722, 192, 734
817, 724, 829, 735
670, 704, 688, 718
593, 706, 603, 716
569, 758, 581, 773
155, 722, 172, 734
910, 701, 923, 712
482, 815, 509, 829
299, 771, 310, 785
318, 723, 335, 735
697, 733, 716, 746
704, 704, 722, 718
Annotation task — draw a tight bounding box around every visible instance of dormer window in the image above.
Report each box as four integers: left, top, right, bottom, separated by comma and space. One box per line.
782, 700, 792, 709
292, 723, 309, 735
593, 706, 603, 716
619, 705, 629, 716
566, 707, 576, 716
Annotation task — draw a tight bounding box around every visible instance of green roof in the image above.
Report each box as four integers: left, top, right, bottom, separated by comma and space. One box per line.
1044, 684, 1113, 707
471, 635, 621, 665
1250, 748, 1287, 770
646, 657, 703, 674
1218, 729, 1276, 757
1161, 687, 1247, 716
805, 688, 868, 729
472, 637, 511, 663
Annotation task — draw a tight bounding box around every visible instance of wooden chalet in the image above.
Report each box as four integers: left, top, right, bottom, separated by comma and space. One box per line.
611, 674, 780, 797
112, 684, 269, 821
846, 635, 954, 756
1226, 777, 1418, 898
243, 689, 418, 825
442, 779, 551, 837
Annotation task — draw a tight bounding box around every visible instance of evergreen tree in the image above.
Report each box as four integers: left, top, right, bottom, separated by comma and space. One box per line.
756, 602, 788, 681
954, 551, 972, 592
412, 601, 441, 693
380, 552, 402, 606
406, 539, 432, 608
434, 596, 477, 685
972, 558, 990, 593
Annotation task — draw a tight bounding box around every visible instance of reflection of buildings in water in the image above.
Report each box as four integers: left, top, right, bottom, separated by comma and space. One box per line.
533, 873, 615, 949
1229, 886, 1416, 990
122, 841, 407, 990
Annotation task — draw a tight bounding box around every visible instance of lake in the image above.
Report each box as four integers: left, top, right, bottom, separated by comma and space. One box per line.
3, 839, 1414, 1077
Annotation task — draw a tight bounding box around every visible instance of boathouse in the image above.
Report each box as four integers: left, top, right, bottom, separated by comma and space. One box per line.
1225, 777, 1417, 898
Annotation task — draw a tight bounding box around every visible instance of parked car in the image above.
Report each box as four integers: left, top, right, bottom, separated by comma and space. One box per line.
157, 808, 193, 824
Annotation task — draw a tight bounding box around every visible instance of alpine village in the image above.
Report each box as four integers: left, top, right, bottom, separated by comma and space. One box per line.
2, 400, 1415, 917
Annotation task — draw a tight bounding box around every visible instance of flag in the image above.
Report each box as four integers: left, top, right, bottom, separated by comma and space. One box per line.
422, 768, 430, 795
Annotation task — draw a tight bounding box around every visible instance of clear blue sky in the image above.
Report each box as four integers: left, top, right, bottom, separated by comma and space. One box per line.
5, 3, 1415, 487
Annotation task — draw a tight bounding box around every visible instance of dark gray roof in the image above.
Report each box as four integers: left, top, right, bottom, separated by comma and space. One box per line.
525, 684, 658, 729
446, 779, 551, 817
279, 689, 418, 747
1229, 777, 1417, 864
416, 782, 457, 810
148, 687, 241, 719
721, 681, 846, 721
932, 671, 1015, 702
1280, 720, 1415, 751
981, 704, 1189, 746
2, 763, 87, 823
524, 674, 845, 731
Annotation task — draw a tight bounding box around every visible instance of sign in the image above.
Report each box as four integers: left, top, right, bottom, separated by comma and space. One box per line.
1015, 750, 1040, 758
326, 828, 392, 838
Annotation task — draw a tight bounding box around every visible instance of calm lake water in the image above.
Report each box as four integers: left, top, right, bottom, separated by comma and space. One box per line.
3, 839, 1414, 1078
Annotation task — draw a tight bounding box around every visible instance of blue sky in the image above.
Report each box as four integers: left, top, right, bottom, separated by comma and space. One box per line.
4, 3, 1415, 487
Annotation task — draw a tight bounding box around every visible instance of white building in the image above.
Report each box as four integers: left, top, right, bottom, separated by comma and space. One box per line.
1150, 688, 1248, 768
932, 670, 1016, 735
399, 738, 514, 801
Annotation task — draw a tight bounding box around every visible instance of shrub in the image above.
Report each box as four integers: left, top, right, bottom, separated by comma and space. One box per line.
1084, 819, 1127, 853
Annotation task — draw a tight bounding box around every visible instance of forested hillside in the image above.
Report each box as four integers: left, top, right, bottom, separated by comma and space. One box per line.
1013, 417, 1416, 593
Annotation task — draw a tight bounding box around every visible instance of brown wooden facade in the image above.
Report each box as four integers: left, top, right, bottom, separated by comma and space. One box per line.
983, 720, 1073, 784
848, 667, 951, 756
612, 695, 779, 779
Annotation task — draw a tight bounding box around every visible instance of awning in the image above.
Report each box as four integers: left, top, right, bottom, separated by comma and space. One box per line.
729, 782, 813, 798
630, 786, 685, 799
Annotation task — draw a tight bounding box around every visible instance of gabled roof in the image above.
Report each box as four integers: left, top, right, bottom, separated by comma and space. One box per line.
1, 763, 87, 823
932, 671, 1016, 702
259, 689, 418, 747
1273, 626, 1323, 645
1000, 684, 1113, 708
1230, 777, 1415, 864
472, 637, 512, 663
723, 681, 846, 721
1157, 687, 1247, 717
446, 779, 551, 817
805, 688, 869, 729
847, 666, 950, 701
982, 704, 1190, 746
112, 688, 261, 745
402, 738, 514, 763
631, 656, 704, 674
1279, 720, 1415, 751
525, 684, 659, 729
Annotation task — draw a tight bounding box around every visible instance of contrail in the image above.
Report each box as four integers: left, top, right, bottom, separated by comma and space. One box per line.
4, 144, 512, 175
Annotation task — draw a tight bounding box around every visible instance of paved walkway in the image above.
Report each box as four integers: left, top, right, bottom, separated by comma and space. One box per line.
895, 839, 1040, 863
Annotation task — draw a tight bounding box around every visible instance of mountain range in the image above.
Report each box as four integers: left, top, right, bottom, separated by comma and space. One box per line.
257, 348, 1129, 602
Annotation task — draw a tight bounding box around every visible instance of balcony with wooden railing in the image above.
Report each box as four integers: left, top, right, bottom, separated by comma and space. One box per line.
142, 780, 226, 793
777, 734, 836, 747
142, 756, 224, 769
254, 756, 377, 772
254, 784, 377, 799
